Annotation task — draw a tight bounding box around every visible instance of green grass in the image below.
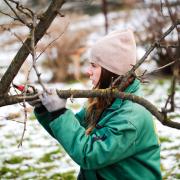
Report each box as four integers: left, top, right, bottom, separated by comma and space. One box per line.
159, 136, 172, 143
29, 113, 36, 120
0, 166, 13, 176
50, 171, 76, 180
4, 156, 24, 164
38, 148, 62, 163
0, 166, 25, 179
162, 166, 177, 180
175, 173, 180, 179
0, 165, 76, 179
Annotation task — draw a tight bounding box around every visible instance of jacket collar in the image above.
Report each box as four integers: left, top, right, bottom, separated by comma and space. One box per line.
109, 79, 140, 110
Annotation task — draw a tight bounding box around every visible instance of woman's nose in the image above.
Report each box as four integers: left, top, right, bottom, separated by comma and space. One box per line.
87, 67, 92, 76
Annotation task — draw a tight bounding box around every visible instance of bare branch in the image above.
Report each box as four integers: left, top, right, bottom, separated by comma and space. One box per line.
158, 44, 179, 49
165, 0, 180, 45
3, 0, 31, 27
1, 88, 180, 129
0, 9, 18, 21
36, 21, 69, 60
0, 25, 32, 53
31, 14, 47, 92
116, 19, 180, 91
0, 0, 65, 95
8, 0, 34, 18
159, 0, 180, 117
17, 15, 38, 147
145, 60, 176, 76
18, 101, 27, 147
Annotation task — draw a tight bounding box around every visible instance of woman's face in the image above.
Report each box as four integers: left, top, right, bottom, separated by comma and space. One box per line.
87, 63, 101, 87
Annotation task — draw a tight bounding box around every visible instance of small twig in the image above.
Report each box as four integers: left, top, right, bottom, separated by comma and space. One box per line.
136, 70, 149, 83
18, 101, 27, 147
161, 0, 179, 115
17, 13, 38, 147
161, 76, 176, 117
4, 0, 31, 27
112, 75, 124, 87
0, 26, 32, 53
158, 44, 179, 49
164, 95, 171, 110
8, 0, 34, 18
160, 0, 169, 17
145, 61, 176, 76
57, 10, 65, 17
168, 75, 176, 112
6, 119, 24, 124
0, 9, 18, 21
31, 14, 47, 92
36, 21, 69, 60
165, 0, 180, 44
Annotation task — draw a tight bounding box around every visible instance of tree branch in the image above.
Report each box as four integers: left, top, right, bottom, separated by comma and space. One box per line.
1, 88, 180, 129
0, 0, 65, 94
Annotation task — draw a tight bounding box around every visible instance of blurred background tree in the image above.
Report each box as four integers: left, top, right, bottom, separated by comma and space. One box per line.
136, 2, 180, 75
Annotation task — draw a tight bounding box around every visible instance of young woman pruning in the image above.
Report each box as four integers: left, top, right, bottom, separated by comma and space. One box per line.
30, 29, 162, 180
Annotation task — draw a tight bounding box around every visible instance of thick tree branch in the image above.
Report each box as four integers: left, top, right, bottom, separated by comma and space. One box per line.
1, 88, 180, 129
0, 0, 65, 94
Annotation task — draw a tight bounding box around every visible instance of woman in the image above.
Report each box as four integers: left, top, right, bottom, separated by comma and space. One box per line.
32, 29, 162, 180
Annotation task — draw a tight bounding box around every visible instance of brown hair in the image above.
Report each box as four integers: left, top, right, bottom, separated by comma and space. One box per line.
85, 68, 119, 135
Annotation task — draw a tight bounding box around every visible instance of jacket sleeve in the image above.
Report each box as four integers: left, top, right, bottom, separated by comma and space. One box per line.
49, 109, 137, 170
34, 107, 86, 138
34, 107, 55, 138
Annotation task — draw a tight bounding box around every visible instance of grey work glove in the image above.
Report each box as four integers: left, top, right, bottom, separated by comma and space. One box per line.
39, 89, 67, 112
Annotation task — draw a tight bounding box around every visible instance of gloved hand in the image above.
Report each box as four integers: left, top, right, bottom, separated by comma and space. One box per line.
39, 89, 67, 112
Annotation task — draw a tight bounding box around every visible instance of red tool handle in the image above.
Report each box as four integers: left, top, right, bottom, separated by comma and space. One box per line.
13, 84, 25, 92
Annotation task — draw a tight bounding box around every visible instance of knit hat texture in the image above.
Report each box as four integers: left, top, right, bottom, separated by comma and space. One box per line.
90, 29, 136, 75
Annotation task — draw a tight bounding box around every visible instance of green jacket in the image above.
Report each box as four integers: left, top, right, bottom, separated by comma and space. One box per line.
35, 79, 162, 180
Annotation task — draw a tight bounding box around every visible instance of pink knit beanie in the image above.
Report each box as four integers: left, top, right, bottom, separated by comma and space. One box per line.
90, 29, 136, 75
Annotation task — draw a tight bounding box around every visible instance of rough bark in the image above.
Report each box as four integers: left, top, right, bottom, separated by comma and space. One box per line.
1, 88, 180, 129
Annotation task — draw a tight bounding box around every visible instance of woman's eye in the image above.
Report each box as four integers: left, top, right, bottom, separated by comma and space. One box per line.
91, 63, 96, 67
